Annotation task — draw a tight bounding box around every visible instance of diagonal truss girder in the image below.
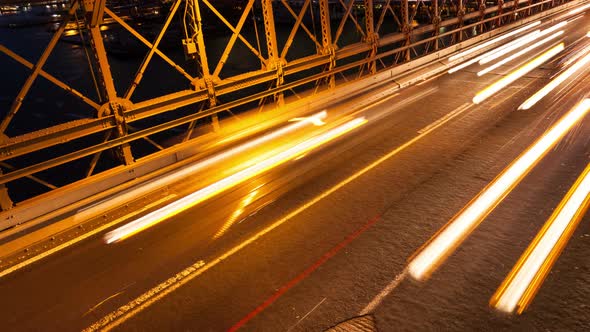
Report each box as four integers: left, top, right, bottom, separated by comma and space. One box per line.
0, 0, 574, 203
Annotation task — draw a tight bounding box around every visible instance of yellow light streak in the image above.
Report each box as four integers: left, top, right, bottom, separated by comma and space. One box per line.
104, 117, 367, 244
520, 48, 590, 110
477, 31, 564, 77
407, 98, 590, 281
448, 21, 541, 62
491, 157, 590, 314
75, 111, 327, 224
473, 43, 564, 104
479, 21, 567, 66
213, 190, 259, 239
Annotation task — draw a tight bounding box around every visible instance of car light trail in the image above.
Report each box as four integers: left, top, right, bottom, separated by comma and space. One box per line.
103, 117, 367, 244
491, 160, 590, 314
479, 21, 567, 65
473, 43, 564, 104
520, 47, 590, 110
565, 2, 590, 16
407, 98, 590, 281
448, 21, 541, 62
448, 29, 545, 73
477, 31, 564, 77
213, 189, 259, 240
479, 30, 542, 65
71, 111, 328, 224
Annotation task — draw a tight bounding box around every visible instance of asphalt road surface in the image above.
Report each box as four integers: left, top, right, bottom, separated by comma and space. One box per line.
1, 12, 590, 332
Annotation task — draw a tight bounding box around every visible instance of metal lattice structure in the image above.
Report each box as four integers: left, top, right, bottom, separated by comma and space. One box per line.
0, 0, 573, 208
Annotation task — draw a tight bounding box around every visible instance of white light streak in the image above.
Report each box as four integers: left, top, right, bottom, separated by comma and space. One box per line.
407, 98, 590, 281
478, 30, 542, 65
493, 152, 590, 313
448, 31, 542, 74
566, 2, 590, 16
520, 48, 590, 110
477, 31, 564, 77
473, 43, 564, 104
76, 111, 327, 222
448, 21, 541, 62
479, 21, 567, 65
103, 117, 367, 244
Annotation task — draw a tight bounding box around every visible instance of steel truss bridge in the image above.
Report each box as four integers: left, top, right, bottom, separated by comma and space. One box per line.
0, 0, 576, 230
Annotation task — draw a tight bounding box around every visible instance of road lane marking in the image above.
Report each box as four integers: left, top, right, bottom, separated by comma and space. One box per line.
83, 287, 131, 317
286, 297, 327, 332
359, 270, 407, 315
418, 103, 472, 134
86, 93, 474, 331
229, 215, 380, 331
103, 117, 367, 244
0, 195, 176, 279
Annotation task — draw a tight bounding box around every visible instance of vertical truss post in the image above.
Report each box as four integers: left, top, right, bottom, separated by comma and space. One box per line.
261, 0, 284, 107
432, 0, 441, 50
185, 0, 219, 131
402, 0, 411, 61
83, 0, 134, 165
364, 0, 377, 74
0, 1, 80, 134
0, 165, 13, 211
319, 0, 335, 88
497, 0, 504, 27
512, 0, 519, 22
457, 0, 465, 42
478, 0, 487, 34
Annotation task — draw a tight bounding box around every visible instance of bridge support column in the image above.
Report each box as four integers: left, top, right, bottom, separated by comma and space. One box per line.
478, 0, 487, 34
261, 0, 284, 107
432, 0, 441, 51
83, 0, 134, 165
457, 0, 465, 42
364, 0, 378, 74
497, 0, 504, 27
185, 0, 219, 131
402, 0, 411, 62
0, 169, 13, 211
319, 0, 335, 89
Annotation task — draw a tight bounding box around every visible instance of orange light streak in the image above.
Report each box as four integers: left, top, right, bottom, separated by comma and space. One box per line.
407, 98, 590, 281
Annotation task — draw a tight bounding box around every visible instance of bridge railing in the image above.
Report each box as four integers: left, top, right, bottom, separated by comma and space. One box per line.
0, 0, 576, 208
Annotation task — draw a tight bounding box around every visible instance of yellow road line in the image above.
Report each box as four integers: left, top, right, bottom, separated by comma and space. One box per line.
85, 99, 474, 332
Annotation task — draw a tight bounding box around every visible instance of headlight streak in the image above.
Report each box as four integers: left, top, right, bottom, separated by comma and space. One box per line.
448, 21, 541, 62
76, 111, 328, 222
406, 98, 590, 281
491, 158, 590, 314
561, 42, 590, 68
520, 47, 590, 110
478, 30, 542, 65
473, 43, 564, 104
448, 27, 547, 74
103, 117, 367, 244
213, 189, 259, 240
565, 2, 590, 16
479, 21, 567, 66
477, 31, 564, 77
